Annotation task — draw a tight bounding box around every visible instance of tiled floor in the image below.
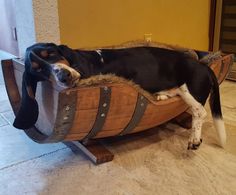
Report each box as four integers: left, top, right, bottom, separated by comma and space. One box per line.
0, 50, 236, 194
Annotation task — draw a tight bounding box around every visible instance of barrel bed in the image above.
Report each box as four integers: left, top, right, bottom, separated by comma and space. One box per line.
1, 52, 234, 144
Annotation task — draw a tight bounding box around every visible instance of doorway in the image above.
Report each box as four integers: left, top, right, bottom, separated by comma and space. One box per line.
210, 0, 236, 81
0, 0, 19, 56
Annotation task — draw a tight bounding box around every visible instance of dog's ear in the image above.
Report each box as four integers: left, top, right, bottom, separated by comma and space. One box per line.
13, 71, 39, 129
13, 43, 63, 129
13, 50, 42, 129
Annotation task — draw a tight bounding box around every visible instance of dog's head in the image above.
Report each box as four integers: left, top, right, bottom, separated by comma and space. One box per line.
13, 43, 81, 129
26, 43, 81, 87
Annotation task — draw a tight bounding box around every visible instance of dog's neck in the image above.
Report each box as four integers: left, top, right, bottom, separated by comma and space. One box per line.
70, 50, 105, 78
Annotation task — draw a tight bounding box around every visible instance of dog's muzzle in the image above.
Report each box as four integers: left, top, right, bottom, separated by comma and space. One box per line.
54, 68, 72, 84
51, 63, 81, 87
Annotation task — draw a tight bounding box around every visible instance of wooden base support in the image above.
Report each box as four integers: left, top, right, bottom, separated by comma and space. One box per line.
63, 140, 114, 164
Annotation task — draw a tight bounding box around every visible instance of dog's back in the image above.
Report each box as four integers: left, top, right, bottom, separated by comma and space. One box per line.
72, 47, 202, 93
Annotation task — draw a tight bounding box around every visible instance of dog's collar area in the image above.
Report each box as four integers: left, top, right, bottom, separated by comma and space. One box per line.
95, 50, 104, 63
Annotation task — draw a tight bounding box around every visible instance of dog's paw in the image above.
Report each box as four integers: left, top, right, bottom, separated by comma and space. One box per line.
156, 94, 169, 101
187, 138, 202, 150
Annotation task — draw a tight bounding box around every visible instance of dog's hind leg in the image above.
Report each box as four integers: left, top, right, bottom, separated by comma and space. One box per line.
176, 84, 207, 150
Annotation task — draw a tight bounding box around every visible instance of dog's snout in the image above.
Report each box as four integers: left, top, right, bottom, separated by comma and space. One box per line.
57, 68, 72, 83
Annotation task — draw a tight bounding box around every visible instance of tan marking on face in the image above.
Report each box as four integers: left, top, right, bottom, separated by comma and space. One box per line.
31, 62, 40, 69
40, 50, 48, 57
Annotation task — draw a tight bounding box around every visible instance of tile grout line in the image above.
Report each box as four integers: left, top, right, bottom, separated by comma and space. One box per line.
0, 110, 12, 126
0, 146, 69, 171
0, 113, 10, 127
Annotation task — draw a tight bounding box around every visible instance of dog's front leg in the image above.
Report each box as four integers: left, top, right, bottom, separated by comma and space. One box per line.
177, 84, 207, 150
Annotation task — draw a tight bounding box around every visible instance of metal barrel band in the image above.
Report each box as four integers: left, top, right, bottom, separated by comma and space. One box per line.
119, 93, 148, 136
26, 90, 77, 143
82, 86, 111, 143
50, 90, 77, 142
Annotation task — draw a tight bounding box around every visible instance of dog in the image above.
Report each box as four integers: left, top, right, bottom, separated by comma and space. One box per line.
13, 43, 226, 150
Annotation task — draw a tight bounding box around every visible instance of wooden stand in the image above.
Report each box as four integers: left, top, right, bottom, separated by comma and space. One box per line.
63, 140, 114, 164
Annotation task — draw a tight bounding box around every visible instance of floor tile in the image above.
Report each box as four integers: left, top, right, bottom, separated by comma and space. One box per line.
0, 114, 8, 127
0, 50, 15, 85
0, 100, 12, 113
1, 110, 15, 125
0, 84, 8, 102
0, 124, 65, 169
0, 67, 4, 85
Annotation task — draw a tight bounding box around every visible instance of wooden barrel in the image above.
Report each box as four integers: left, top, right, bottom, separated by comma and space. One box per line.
1, 53, 234, 143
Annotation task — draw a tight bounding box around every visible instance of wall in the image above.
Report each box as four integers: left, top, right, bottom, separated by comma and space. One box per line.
58, 0, 211, 50
32, 0, 60, 44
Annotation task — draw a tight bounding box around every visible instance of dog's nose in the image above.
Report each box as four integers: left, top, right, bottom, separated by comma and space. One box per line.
57, 68, 72, 83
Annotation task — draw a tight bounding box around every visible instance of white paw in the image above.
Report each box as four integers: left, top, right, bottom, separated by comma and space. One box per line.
187, 138, 202, 150
156, 94, 169, 101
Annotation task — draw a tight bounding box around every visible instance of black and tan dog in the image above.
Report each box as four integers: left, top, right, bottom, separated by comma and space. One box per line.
14, 43, 226, 150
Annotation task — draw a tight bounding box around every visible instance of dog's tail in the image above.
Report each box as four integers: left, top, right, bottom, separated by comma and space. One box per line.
208, 67, 226, 148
